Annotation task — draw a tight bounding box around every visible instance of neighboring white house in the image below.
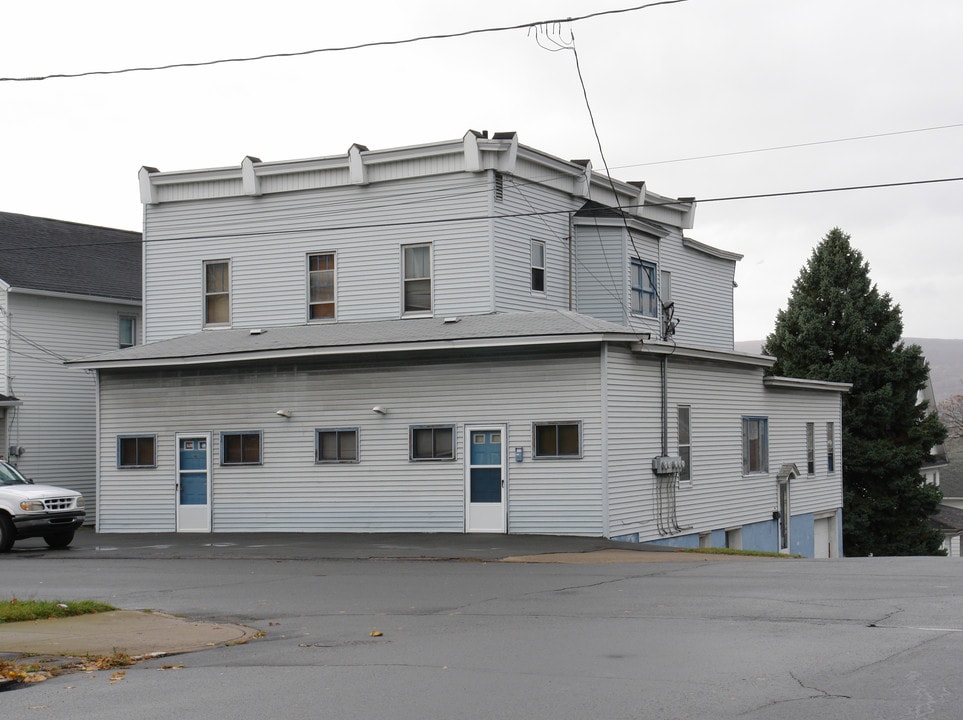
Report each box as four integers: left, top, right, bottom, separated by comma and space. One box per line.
0, 211, 142, 520
73, 131, 848, 556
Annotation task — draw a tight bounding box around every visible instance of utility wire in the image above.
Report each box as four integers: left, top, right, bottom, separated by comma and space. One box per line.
611, 122, 963, 169
0, 0, 689, 83
2, 176, 962, 252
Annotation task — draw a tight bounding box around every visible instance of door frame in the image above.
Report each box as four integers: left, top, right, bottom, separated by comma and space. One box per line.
464, 424, 508, 533
175, 432, 212, 533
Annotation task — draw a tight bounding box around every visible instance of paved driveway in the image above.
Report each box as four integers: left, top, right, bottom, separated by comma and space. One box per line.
2, 534, 961, 719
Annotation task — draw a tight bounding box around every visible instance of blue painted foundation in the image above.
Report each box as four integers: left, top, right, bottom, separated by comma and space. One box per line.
626, 511, 838, 558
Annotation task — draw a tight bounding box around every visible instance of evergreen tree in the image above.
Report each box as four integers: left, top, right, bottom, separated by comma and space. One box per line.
763, 228, 946, 556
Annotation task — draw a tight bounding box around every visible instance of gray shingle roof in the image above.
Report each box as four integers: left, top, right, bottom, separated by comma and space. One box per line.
70, 311, 642, 368
0, 211, 141, 301
931, 503, 963, 532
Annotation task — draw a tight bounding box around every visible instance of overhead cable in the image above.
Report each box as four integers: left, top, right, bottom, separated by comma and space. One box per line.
0, 1, 688, 83
611, 122, 963, 169
2, 175, 962, 252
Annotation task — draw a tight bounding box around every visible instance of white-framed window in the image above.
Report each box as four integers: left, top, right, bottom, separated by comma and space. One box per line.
204, 260, 231, 326
117, 435, 156, 468
742, 417, 768, 474
631, 259, 658, 317
678, 406, 691, 483
118, 315, 137, 348
307, 253, 336, 321
806, 422, 815, 475
410, 425, 455, 461
533, 422, 582, 458
316, 428, 358, 463
826, 421, 835, 472
531, 239, 546, 293
402, 243, 432, 315
220, 431, 262, 465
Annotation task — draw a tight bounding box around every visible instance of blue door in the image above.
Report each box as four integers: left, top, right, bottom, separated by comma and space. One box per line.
176, 435, 211, 532
466, 426, 506, 532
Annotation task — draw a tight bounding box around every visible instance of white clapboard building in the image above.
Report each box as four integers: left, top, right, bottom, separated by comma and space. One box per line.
73, 131, 848, 557
0, 212, 141, 520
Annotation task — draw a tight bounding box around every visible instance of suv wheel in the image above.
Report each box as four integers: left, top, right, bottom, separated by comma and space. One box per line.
0, 514, 14, 553
44, 530, 76, 549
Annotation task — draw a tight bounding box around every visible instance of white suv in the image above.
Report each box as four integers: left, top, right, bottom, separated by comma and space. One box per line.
0, 460, 85, 552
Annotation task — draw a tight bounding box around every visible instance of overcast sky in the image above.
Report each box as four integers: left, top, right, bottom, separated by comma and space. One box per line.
3, 0, 961, 341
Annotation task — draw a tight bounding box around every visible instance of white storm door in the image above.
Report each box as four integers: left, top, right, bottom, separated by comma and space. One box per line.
465, 425, 507, 533
176, 434, 212, 532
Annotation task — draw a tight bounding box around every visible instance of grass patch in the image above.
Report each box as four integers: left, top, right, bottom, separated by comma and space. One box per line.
0, 598, 116, 624
682, 547, 803, 558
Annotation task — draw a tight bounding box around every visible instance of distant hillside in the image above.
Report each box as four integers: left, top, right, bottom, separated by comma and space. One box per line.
734, 338, 963, 403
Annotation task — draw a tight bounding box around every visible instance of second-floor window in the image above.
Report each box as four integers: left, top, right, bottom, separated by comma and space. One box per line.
631, 259, 658, 317
118, 315, 137, 348
531, 239, 545, 293
308, 253, 336, 320
403, 243, 432, 314
204, 260, 231, 326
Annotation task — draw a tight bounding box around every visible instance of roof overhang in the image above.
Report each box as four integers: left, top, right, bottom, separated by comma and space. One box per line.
7, 286, 141, 306
68, 312, 645, 371
70, 332, 639, 370
631, 341, 776, 368
764, 376, 852, 393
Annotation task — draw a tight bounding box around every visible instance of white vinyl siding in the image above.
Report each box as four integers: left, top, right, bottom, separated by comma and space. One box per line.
95, 350, 605, 535
142, 175, 495, 342
603, 347, 843, 543
573, 224, 629, 324
657, 231, 737, 350
5, 293, 141, 522
492, 176, 580, 312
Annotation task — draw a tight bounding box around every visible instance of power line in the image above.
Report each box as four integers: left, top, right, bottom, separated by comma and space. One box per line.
611, 123, 963, 169
0, 1, 689, 83
3, 175, 962, 252
692, 176, 963, 205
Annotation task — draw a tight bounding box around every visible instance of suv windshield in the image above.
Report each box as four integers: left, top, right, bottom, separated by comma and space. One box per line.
0, 462, 30, 486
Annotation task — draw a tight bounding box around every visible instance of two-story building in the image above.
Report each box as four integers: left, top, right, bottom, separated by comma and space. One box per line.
73, 131, 848, 556
0, 211, 142, 519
